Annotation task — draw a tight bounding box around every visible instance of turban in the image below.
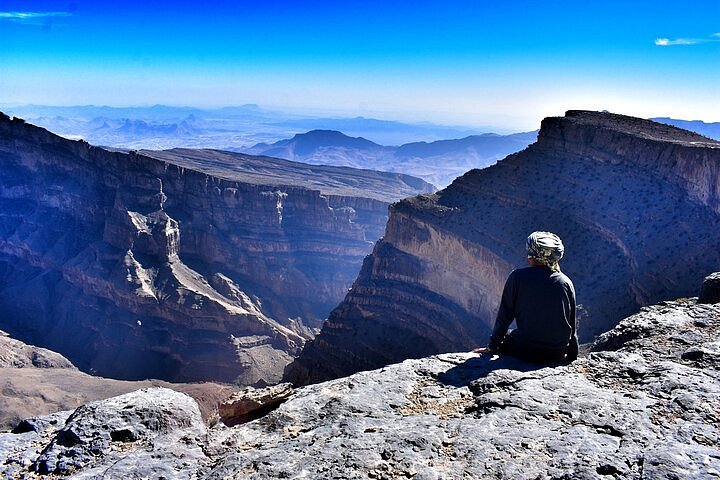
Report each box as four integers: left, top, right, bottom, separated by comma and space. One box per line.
526, 231, 564, 271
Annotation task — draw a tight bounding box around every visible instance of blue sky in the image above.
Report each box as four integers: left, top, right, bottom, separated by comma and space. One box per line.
1, 0, 718, 130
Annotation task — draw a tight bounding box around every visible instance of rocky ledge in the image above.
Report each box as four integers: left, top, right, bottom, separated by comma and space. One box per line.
2, 291, 718, 478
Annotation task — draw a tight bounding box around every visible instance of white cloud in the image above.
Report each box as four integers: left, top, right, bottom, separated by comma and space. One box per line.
655, 33, 720, 46
655, 37, 697, 46
0, 11, 72, 22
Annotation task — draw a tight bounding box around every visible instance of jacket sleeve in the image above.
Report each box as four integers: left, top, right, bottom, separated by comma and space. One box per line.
488, 272, 516, 350
566, 283, 579, 361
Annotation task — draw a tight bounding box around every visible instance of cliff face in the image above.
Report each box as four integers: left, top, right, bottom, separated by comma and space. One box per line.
0, 113, 434, 385
285, 111, 720, 385
2, 292, 718, 478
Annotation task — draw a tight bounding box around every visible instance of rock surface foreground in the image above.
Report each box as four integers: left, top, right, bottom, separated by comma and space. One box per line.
2, 296, 718, 478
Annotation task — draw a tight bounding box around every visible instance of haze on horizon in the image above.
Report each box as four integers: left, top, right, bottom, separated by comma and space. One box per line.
1, 0, 719, 131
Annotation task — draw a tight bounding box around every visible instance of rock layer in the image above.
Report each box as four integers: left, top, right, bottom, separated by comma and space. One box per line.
218, 383, 294, 426
2, 293, 718, 478
0, 113, 433, 385
285, 110, 720, 385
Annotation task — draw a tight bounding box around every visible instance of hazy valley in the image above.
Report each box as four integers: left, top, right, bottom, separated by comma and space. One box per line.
1, 104, 495, 151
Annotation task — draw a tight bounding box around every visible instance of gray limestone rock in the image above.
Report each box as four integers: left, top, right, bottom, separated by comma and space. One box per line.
1, 388, 210, 478
1, 298, 718, 478
209, 299, 720, 479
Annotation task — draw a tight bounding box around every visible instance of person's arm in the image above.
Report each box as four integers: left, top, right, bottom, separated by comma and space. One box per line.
566, 283, 578, 361
487, 272, 516, 351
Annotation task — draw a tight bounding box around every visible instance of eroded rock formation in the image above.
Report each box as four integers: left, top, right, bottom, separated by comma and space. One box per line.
0, 113, 433, 385
2, 291, 718, 478
285, 110, 720, 385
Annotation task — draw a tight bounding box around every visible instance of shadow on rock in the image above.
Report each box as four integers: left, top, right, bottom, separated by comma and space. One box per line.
436, 353, 567, 388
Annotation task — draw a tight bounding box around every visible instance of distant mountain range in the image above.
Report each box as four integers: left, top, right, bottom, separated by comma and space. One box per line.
245, 129, 538, 187
1, 104, 497, 150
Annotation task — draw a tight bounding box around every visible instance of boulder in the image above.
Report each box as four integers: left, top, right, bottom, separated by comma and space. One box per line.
32, 388, 209, 478
218, 383, 294, 426
699, 272, 720, 304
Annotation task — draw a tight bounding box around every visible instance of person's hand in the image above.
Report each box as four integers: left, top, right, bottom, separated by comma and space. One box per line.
472, 346, 495, 354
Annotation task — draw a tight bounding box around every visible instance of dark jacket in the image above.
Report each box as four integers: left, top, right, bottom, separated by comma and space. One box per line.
489, 265, 578, 361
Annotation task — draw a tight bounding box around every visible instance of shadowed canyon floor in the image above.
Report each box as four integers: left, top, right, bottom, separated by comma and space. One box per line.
0, 112, 433, 386
285, 110, 720, 385
1, 293, 718, 478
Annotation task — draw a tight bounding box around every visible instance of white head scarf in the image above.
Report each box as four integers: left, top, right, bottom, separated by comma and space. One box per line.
526, 231, 564, 271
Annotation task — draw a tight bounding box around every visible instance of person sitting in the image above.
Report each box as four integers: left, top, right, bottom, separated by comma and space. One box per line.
474, 231, 578, 363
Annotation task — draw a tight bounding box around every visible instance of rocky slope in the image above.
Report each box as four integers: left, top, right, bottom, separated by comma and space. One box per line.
246, 129, 537, 188
285, 110, 720, 385
0, 113, 433, 385
2, 289, 718, 478
0, 331, 239, 429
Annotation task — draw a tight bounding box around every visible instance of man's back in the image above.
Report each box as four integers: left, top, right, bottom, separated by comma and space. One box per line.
503, 266, 575, 350
488, 265, 577, 362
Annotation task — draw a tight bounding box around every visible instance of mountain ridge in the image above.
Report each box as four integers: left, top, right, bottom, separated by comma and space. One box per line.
246, 129, 538, 188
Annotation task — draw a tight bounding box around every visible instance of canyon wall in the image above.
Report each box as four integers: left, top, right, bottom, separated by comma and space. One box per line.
285, 110, 720, 385
0, 113, 433, 385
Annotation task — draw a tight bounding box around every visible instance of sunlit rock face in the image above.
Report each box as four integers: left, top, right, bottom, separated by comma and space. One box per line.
0, 113, 434, 385
285, 110, 720, 385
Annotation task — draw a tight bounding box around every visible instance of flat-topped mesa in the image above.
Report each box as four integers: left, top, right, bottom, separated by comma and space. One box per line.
285, 110, 720, 386
538, 110, 720, 213
0, 113, 434, 385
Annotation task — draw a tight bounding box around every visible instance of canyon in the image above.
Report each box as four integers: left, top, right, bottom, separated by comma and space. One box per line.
285, 111, 720, 385
0, 112, 434, 386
